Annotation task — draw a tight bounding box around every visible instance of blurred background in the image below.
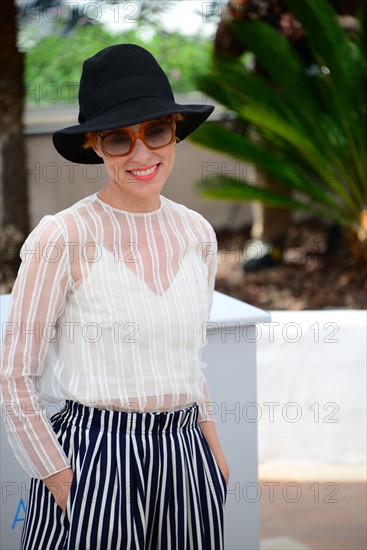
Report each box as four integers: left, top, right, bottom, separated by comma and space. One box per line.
1, 1, 366, 548
2, 0, 366, 308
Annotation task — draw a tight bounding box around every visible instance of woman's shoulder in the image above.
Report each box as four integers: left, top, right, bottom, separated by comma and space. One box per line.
162, 195, 217, 237
52, 193, 97, 221
24, 193, 97, 246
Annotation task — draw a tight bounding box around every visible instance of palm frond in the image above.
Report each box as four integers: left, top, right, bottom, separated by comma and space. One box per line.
192, 0, 367, 239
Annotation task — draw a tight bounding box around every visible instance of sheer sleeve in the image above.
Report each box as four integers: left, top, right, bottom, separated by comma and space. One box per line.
0, 215, 73, 479
198, 221, 218, 423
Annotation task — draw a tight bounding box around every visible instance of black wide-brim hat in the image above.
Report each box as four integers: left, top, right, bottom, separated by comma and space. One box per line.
53, 44, 215, 164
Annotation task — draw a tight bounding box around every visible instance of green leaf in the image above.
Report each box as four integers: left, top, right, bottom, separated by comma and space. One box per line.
285, 0, 366, 183
228, 19, 321, 128
192, 0, 367, 235
191, 122, 340, 209
194, 175, 351, 226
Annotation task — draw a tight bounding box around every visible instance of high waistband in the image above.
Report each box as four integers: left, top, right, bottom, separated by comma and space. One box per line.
56, 400, 199, 433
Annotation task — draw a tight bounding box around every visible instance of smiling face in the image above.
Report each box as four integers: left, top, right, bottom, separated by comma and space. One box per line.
89, 117, 177, 212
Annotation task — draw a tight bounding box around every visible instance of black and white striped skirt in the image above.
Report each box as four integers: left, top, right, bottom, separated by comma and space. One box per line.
21, 400, 226, 550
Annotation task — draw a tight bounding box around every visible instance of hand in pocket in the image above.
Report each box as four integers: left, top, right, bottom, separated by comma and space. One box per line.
43, 468, 74, 514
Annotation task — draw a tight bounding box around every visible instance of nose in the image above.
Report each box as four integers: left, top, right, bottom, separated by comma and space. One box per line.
129, 135, 151, 160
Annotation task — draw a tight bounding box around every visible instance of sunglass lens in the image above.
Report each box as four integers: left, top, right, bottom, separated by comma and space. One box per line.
145, 123, 173, 148
104, 132, 131, 155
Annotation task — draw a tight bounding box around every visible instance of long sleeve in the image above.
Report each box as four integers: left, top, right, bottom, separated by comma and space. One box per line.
198, 222, 218, 423
0, 215, 73, 479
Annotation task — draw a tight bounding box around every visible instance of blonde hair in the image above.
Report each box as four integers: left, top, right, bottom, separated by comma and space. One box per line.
82, 113, 184, 151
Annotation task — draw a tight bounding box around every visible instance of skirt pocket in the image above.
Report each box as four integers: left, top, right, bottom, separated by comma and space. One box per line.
197, 427, 228, 504
210, 447, 228, 502
65, 469, 77, 524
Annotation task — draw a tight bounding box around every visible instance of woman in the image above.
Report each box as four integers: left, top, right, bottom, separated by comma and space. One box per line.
0, 44, 228, 550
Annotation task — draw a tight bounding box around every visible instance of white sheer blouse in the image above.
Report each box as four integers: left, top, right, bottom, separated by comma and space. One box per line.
0, 192, 218, 479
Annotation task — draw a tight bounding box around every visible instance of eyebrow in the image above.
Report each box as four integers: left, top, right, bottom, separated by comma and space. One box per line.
98, 118, 172, 137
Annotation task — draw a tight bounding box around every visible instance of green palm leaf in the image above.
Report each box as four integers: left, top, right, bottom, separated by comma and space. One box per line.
193, 122, 341, 209
191, 0, 367, 240
197, 175, 350, 225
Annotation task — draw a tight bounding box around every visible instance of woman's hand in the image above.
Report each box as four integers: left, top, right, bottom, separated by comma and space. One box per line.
219, 462, 230, 486
199, 421, 229, 485
42, 468, 74, 514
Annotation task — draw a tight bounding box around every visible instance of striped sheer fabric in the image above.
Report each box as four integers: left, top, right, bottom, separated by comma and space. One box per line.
0, 192, 218, 479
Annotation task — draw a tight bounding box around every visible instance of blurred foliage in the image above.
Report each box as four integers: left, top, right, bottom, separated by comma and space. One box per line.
17, 0, 175, 36
191, 0, 367, 243
24, 24, 212, 99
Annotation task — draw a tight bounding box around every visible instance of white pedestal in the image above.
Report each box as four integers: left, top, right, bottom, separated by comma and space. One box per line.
0, 292, 270, 550
204, 291, 271, 549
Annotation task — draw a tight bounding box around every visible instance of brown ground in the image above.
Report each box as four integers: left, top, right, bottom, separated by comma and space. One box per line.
215, 221, 367, 310
260, 479, 367, 549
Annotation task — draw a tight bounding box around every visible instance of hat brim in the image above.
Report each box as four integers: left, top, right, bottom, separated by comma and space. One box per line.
53, 97, 215, 164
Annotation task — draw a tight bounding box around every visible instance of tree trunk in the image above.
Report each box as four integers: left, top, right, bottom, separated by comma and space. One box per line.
1, 0, 29, 288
